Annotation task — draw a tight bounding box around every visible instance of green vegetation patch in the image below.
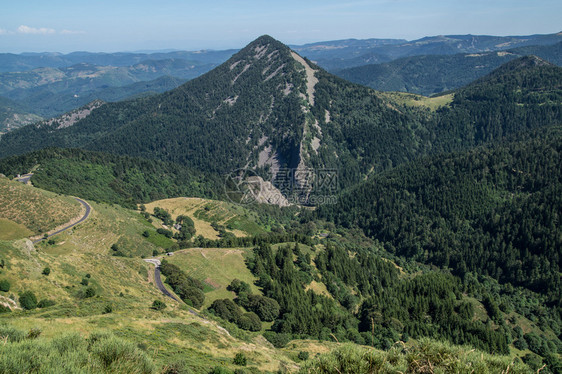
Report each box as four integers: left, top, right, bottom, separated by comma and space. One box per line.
0, 219, 33, 240
301, 339, 532, 373
166, 248, 260, 309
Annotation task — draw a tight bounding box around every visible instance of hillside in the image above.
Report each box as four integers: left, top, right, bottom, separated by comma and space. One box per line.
0, 187, 309, 373
317, 126, 562, 300
0, 96, 42, 134
428, 56, 562, 151
0, 147, 222, 208
2, 44, 561, 209
336, 41, 562, 95
0, 176, 81, 236
144, 197, 268, 239
0, 158, 559, 372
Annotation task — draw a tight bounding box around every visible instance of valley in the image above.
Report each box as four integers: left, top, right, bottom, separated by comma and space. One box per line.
0, 31, 561, 374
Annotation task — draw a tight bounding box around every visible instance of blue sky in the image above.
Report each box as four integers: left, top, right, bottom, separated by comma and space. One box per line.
1, 0, 560, 53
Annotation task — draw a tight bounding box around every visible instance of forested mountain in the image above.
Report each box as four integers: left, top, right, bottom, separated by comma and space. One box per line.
336, 42, 562, 96
0, 36, 430, 199
2, 38, 560, 206
0, 95, 42, 134
316, 126, 562, 300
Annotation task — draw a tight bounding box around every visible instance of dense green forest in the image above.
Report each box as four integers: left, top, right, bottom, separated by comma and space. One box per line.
1, 48, 560, 202
316, 127, 562, 302
0, 148, 222, 208
239, 241, 561, 366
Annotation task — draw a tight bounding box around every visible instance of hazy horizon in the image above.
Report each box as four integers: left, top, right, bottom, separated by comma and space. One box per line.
1, 0, 561, 54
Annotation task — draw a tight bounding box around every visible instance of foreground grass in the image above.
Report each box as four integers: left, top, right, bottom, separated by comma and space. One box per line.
0, 328, 154, 374
300, 339, 532, 374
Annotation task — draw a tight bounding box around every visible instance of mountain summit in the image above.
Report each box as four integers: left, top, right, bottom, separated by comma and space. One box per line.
0, 35, 425, 202
1, 37, 561, 205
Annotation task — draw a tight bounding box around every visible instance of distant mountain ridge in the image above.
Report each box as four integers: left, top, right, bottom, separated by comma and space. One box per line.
336, 41, 562, 95
0, 31, 560, 129
0, 49, 237, 73
293, 32, 562, 70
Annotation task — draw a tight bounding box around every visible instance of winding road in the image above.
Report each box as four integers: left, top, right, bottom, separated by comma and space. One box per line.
144, 258, 178, 301
32, 197, 91, 244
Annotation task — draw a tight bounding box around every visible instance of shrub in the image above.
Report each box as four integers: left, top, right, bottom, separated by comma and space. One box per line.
0, 279, 10, 292
19, 291, 37, 310
237, 312, 261, 332
88, 334, 155, 373
157, 228, 173, 238
233, 353, 247, 366
298, 351, 310, 361
26, 328, 42, 339
103, 304, 113, 314
42, 267, 51, 276
263, 331, 291, 348
209, 367, 233, 374
81, 278, 89, 286
84, 287, 96, 298
152, 300, 167, 311
162, 359, 193, 374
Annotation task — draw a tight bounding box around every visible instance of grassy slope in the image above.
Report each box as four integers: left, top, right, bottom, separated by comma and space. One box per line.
378, 91, 454, 111
0, 185, 543, 372
301, 339, 532, 373
0, 219, 32, 240
145, 197, 267, 240
165, 247, 260, 309
0, 177, 81, 235
0, 189, 303, 372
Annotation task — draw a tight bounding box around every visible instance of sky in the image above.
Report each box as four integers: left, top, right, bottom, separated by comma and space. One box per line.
1, 0, 560, 53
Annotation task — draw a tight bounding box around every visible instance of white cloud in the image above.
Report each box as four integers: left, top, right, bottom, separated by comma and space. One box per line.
17, 25, 56, 35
